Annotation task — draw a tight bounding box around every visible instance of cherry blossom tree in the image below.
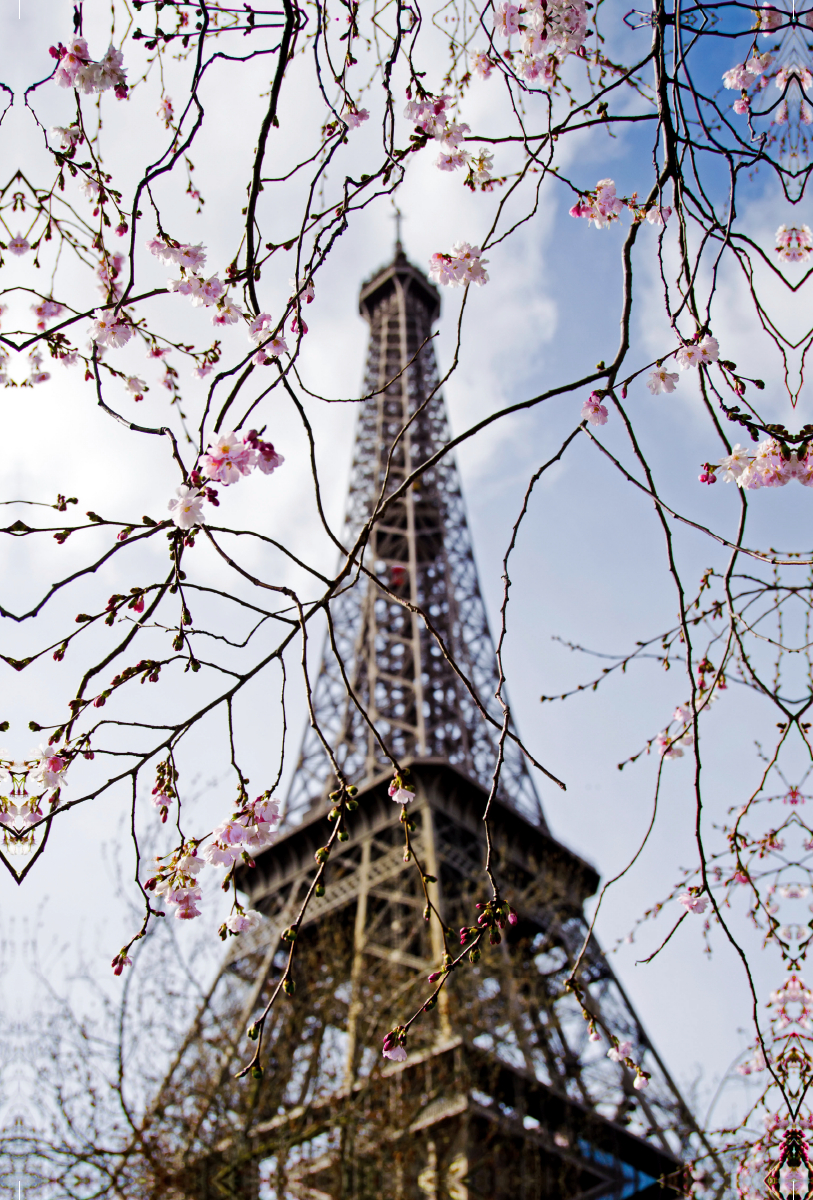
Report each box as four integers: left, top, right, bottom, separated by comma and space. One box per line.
2, 0, 813, 1192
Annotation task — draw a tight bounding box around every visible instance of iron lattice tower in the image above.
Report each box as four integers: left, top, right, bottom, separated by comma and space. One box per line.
151, 249, 720, 1200
285, 246, 543, 824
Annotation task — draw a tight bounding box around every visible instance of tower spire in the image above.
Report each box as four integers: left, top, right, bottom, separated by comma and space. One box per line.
284, 248, 545, 825
392, 202, 403, 254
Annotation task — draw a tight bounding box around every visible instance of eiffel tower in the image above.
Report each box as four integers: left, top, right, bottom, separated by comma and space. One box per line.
153, 244, 717, 1200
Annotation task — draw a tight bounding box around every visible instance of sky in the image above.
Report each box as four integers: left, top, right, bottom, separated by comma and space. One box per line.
1, 0, 811, 1162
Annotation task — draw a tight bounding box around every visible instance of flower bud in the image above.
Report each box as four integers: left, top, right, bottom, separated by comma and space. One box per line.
315, 882, 326, 897
283, 979, 295, 995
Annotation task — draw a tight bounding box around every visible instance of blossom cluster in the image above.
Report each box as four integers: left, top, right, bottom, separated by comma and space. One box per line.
722, 39, 813, 124
148, 235, 300, 354
658, 704, 695, 760
32, 298, 63, 331
428, 243, 489, 287
51, 36, 128, 99
91, 308, 133, 349
569, 179, 672, 230
705, 440, 813, 489
0, 747, 68, 850
722, 51, 775, 100
644, 335, 719, 400
203, 794, 281, 866
403, 94, 493, 186
491, 0, 587, 84
581, 335, 719, 427
167, 430, 284, 529
678, 890, 708, 914
145, 795, 280, 924
776, 224, 812, 263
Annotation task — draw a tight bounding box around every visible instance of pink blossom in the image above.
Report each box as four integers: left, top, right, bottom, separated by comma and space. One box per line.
125, 376, 147, 401
646, 367, 679, 394
343, 108, 369, 128
249, 312, 275, 342
428, 253, 459, 287
32, 299, 63, 329
212, 820, 248, 846
722, 64, 756, 90
51, 124, 82, 150
494, 2, 521, 36
676, 335, 718, 369
8, 233, 30, 256
591, 179, 625, 227
607, 1040, 632, 1062
226, 909, 262, 933
290, 277, 316, 304
255, 442, 285, 475
189, 275, 225, 307
389, 780, 416, 804
581, 393, 608, 426
157, 96, 174, 126
645, 205, 672, 226
253, 336, 288, 363
252, 796, 281, 824
441, 120, 471, 148
471, 50, 494, 78
747, 52, 774, 75
678, 891, 709, 914
732, 97, 750, 115
522, 27, 549, 56
54, 37, 91, 88
146, 237, 180, 265
201, 432, 257, 485
758, 3, 782, 32
469, 149, 494, 186
91, 309, 133, 348
202, 841, 242, 867
174, 243, 207, 270
776, 224, 813, 263
383, 1043, 407, 1062
96, 44, 127, 95
633, 1073, 649, 1091
175, 894, 202, 920
168, 485, 205, 530
212, 298, 243, 325
404, 93, 452, 138
436, 150, 470, 171
428, 242, 489, 288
